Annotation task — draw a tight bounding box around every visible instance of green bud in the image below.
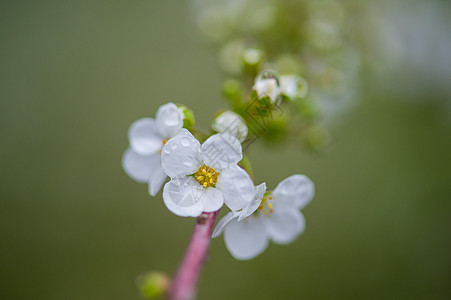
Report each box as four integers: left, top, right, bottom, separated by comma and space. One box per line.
137, 271, 170, 299
223, 79, 243, 109
242, 47, 265, 75
177, 105, 195, 130
223, 79, 241, 99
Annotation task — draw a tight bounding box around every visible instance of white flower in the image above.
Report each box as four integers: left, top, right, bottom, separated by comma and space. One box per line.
161, 132, 255, 217
212, 111, 248, 142
280, 75, 309, 99
213, 174, 314, 260
122, 102, 185, 196
252, 71, 281, 104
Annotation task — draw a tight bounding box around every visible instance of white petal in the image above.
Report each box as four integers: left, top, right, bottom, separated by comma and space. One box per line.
272, 174, 315, 209
148, 163, 167, 196
163, 177, 205, 217
122, 148, 159, 183
265, 208, 305, 244
280, 75, 308, 99
224, 216, 269, 260
161, 132, 202, 178
253, 77, 281, 104
238, 183, 267, 221
212, 111, 248, 142
212, 212, 238, 238
201, 188, 224, 213
156, 102, 183, 138
201, 133, 242, 171
129, 118, 163, 155
216, 165, 254, 211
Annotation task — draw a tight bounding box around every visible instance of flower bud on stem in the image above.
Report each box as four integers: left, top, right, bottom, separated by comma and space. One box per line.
167, 211, 219, 300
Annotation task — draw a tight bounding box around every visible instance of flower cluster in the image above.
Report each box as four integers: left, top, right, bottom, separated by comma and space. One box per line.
123, 97, 315, 260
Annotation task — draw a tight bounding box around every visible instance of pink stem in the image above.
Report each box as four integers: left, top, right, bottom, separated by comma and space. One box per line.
168, 211, 219, 300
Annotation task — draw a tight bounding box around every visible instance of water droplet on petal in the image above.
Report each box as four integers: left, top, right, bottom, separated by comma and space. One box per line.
181, 137, 191, 147
171, 143, 178, 150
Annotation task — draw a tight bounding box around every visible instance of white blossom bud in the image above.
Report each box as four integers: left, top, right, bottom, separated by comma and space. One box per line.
212, 111, 248, 142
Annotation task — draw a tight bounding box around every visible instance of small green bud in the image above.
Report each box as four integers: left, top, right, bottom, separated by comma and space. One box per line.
223, 79, 241, 99
242, 47, 265, 75
137, 271, 171, 299
223, 79, 243, 109
177, 105, 195, 130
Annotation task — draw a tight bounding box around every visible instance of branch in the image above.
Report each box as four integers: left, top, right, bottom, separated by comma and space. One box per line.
167, 211, 219, 300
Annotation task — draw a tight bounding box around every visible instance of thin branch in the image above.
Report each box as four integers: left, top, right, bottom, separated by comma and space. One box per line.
168, 211, 219, 300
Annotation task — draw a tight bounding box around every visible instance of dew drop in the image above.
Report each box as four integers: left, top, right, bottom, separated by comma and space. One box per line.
181, 137, 191, 147
171, 143, 178, 150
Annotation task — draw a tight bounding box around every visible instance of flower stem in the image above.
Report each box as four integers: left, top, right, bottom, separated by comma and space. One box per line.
168, 211, 219, 300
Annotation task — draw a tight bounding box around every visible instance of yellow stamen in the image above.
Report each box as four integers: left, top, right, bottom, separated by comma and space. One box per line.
257, 193, 275, 215
194, 165, 219, 188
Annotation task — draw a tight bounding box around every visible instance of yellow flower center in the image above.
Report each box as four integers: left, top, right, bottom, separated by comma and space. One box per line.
194, 165, 218, 188
162, 139, 168, 146
258, 194, 274, 215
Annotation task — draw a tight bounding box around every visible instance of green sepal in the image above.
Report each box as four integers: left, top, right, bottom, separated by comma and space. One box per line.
177, 104, 195, 130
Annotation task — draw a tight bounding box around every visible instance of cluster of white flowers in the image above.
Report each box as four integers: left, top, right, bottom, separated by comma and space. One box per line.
252, 70, 309, 104
122, 102, 314, 260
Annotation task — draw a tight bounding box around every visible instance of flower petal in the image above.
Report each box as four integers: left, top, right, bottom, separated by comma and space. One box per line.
212, 212, 238, 238
265, 208, 305, 244
211, 111, 248, 142
224, 216, 269, 260
253, 73, 281, 104
161, 132, 202, 178
238, 183, 266, 221
148, 163, 167, 196
201, 188, 224, 212
201, 133, 242, 171
156, 102, 183, 138
129, 118, 163, 155
122, 148, 159, 183
216, 165, 255, 211
272, 174, 314, 209
163, 177, 205, 217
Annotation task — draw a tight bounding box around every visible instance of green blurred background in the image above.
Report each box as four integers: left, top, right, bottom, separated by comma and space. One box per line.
1, 1, 450, 299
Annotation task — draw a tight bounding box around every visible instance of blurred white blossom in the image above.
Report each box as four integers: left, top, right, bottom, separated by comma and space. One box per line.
212, 111, 248, 142
213, 175, 314, 260
122, 102, 184, 196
